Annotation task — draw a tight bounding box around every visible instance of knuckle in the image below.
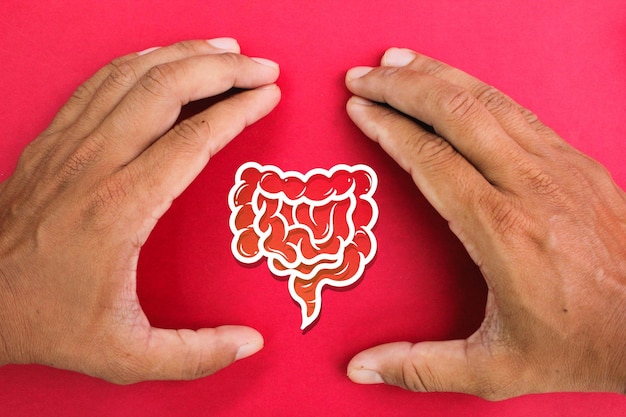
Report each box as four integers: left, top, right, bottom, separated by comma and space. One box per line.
173, 40, 201, 55
171, 118, 212, 150
182, 361, 210, 380
564, 155, 620, 204
488, 199, 519, 236
216, 51, 241, 67
376, 66, 404, 81
69, 82, 96, 105
109, 55, 130, 69
106, 60, 141, 90
83, 173, 131, 227
139, 63, 178, 97
517, 162, 573, 212
57, 137, 104, 183
518, 164, 561, 197
179, 352, 222, 380
174, 330, 230, 380
415, 56, 447, 76
99, 175, 130, 206
476, 192, 527, 238
474, 85, 511, 114
213, 52, 241, 81
411, 134, 457, 168
17, 140, 46, 171
441, 88, 480, 120
519, 106, 541, 125
400, 355, 433, 392
19, 138, 72, 183
578, 154, 612, 180
372, 67, 409, 102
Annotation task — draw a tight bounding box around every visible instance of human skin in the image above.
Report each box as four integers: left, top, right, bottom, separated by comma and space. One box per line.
344, 47, 626, 400
0, 40, 624, 399
0, 38, 281, 383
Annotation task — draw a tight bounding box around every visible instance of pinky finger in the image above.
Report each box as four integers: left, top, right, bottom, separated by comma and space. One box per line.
42, 50, 144, 137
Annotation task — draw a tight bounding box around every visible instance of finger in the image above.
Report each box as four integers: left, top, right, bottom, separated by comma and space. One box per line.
347, 340, 511, 401
42, 51, 139, 137
396, 50, 564, 147
346, 96, 496, 261
35, 40, 247, 186
120, 84, 281, 238
61, 39, 241, 141
380, 48, 566, 153
120, 326, 263, 382
92, 53, 280, 167
346, 65, 526, 186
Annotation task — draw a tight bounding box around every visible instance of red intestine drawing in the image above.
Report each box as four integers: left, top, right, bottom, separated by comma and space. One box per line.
228, 162, 379, 330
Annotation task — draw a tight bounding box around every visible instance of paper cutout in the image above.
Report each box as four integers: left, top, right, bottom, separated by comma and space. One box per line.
228, 162, 379, 330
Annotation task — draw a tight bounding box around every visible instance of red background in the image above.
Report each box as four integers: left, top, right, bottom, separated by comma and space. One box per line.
1, 0, 625, 415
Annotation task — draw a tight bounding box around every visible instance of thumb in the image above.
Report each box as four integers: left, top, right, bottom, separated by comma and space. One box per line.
347, 340, 507, 400
112, 325, 264, 383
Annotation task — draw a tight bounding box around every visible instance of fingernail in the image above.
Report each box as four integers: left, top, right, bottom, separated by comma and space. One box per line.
348, 368, 385, 384
346, 66, 374, 80
207, 37, 240, 51
382, 48, 416, 67
137, 46, 161, 56
349, 96, 374, 106
251, 57, 280, 70
235, 340, 264, 361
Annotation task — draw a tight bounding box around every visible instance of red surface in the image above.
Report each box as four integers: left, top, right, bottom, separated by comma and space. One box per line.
1, 0, 625, 415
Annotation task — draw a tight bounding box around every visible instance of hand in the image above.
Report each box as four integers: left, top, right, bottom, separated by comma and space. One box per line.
0, 39, 280, 383
344, 48, 626, 400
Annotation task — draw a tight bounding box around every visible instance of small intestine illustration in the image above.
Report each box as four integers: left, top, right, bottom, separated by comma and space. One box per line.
228, 162, 379, 330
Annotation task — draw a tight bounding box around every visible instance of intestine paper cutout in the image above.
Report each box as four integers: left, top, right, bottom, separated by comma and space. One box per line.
228, 162, 379, 330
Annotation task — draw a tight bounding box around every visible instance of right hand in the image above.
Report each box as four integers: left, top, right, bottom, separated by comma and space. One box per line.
0, 38, 280, 383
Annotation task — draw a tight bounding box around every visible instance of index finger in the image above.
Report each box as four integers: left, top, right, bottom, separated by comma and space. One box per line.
346, 65, 526, 188
380, 48, 566, 153
345, 95, 498, 262
92, 53, 280, 168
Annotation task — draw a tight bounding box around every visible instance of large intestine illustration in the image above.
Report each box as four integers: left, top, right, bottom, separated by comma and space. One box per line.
228, 162, 379, 330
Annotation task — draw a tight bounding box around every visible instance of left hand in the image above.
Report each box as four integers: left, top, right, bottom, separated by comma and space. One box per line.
344, 47, 626, 399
